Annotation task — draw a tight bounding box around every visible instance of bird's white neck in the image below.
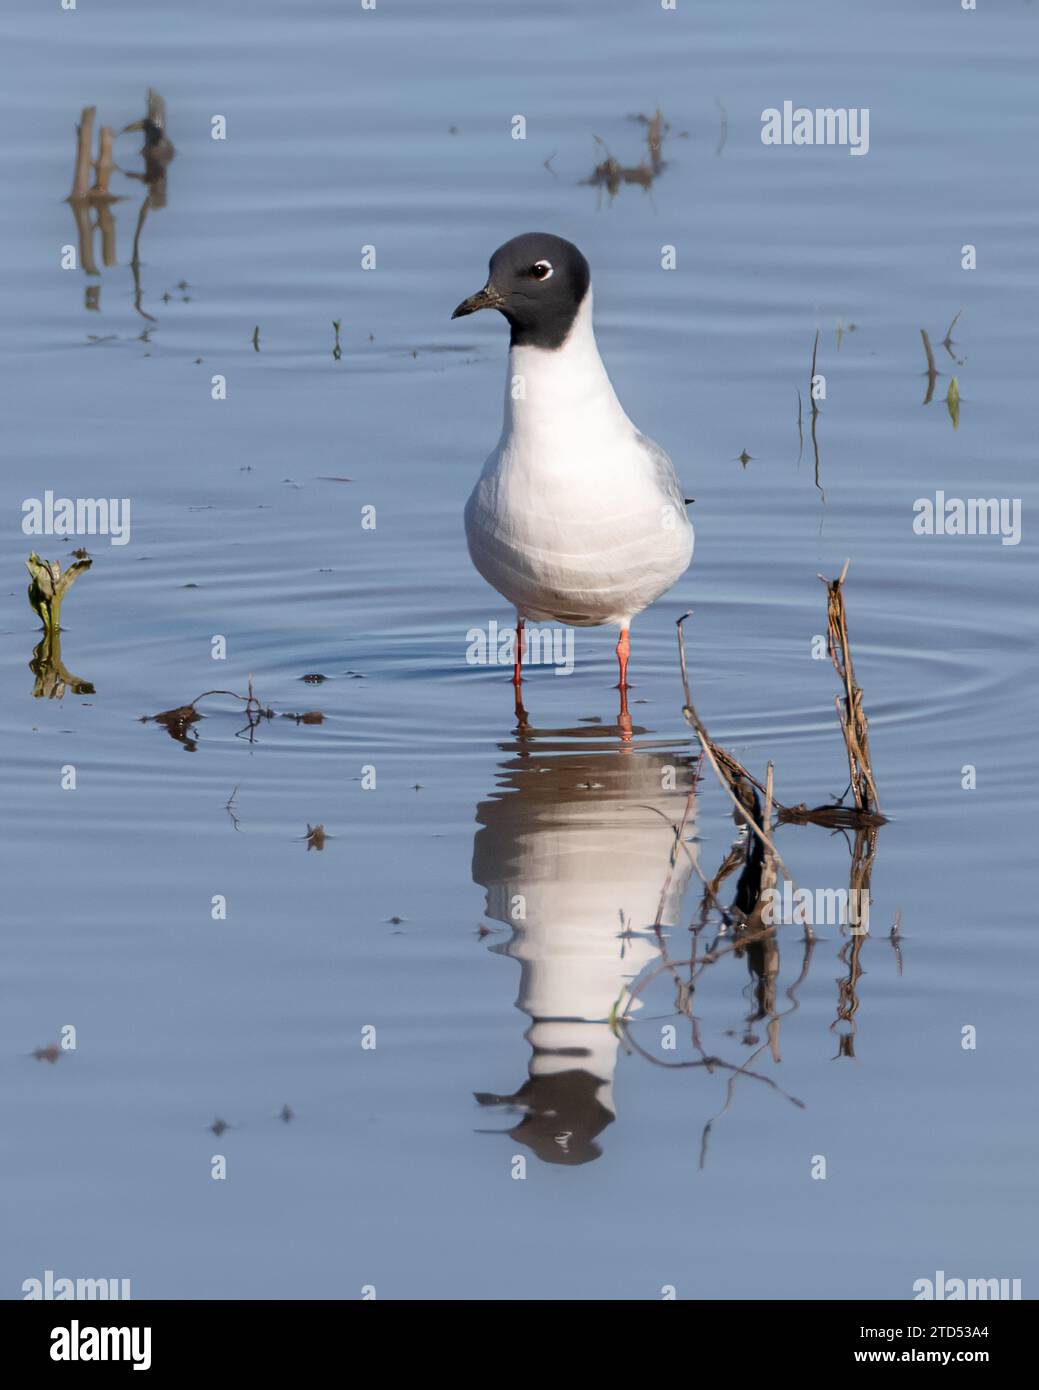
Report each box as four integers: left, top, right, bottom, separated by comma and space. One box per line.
501, 292, 632, 449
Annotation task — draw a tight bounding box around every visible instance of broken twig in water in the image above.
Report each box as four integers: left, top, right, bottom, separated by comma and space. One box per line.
676, 571, 885, 830
140, 677, 321, 750
818, 560, 880, 814
920, 327, 939, 405
676, 613, 795, 884
809, 330, 824, 499
942, 309, 962, 360
69, 107, 99, 201
583, 109, 670, 198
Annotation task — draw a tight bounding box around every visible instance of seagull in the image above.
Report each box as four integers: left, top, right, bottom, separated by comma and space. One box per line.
453, 233, 693, 710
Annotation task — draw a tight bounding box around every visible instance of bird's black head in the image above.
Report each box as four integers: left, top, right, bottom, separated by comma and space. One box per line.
451, 233, 591, 350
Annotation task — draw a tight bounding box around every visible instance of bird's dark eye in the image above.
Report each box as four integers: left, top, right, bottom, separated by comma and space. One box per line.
530, 260, 553, 281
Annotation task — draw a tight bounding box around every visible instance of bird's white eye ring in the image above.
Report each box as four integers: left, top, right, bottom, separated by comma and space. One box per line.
530, 260, 553, 280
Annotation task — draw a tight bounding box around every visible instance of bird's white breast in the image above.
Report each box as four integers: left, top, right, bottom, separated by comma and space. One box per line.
465, 294, 693, 626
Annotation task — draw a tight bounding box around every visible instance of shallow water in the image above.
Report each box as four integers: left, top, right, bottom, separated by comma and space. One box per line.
1, 0, 1037, 1299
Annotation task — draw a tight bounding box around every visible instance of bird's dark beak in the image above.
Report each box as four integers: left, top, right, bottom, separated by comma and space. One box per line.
451, 283, 506, 319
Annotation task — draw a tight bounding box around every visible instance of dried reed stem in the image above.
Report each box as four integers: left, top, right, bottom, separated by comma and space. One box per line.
818, 561, 880, 814
676, 614, 795, 885
93, 125, 114, 195
920, 328, 938, 404
70, 106, 96, 200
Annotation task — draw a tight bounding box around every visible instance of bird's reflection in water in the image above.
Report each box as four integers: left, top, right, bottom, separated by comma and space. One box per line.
472, 721, 697, 1165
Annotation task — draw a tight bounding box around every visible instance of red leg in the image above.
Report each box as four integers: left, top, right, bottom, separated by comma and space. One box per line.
615, 626, 630, 692
513, 616, 525, 687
